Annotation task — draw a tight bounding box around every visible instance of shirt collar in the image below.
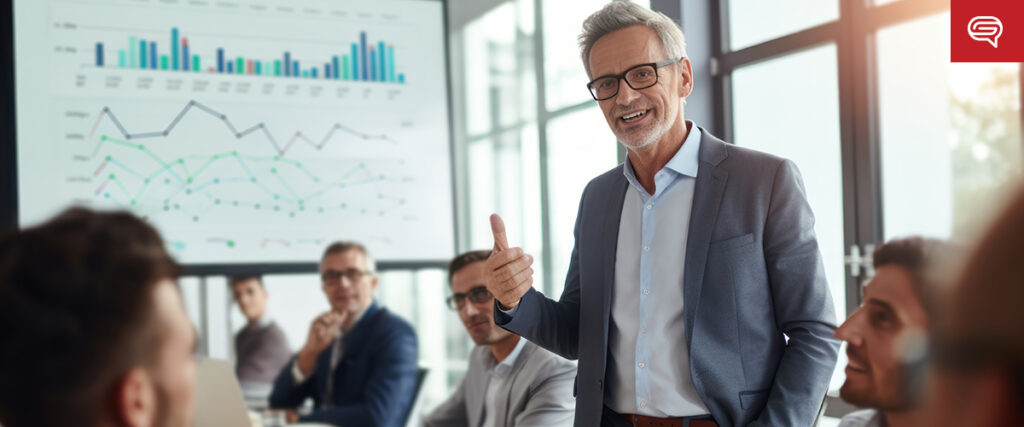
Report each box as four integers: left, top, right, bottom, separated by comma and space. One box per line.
490, 336, 527, 379
622, 120, 702, 183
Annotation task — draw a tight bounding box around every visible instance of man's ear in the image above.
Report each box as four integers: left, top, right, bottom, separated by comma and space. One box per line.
114, 367, 156, 427
677, 58, 694, 99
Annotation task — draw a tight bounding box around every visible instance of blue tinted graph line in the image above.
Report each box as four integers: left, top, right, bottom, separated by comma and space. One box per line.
109, 159, 144, 180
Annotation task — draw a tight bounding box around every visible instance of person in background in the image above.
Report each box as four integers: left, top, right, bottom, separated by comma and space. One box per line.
230, 275, 291, 385
834, 237, 948, 427
269, 241, 419, 427
0, 208, 197, 427
925, 187, 1024, 426
424, 250, 575, 427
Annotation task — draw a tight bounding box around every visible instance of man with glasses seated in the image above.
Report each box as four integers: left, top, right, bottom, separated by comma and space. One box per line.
269, 241, 418, 427
424, 250, 575, 427
483, 2, 839, 426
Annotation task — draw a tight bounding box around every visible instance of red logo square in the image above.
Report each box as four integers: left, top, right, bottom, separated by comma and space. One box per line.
951, 0, 1024, 62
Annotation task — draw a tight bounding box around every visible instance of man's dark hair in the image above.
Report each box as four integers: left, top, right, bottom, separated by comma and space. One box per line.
228, 275, 264, 289
322, 240, 376, 272
872, 236, 947, 319
448, 250, 492, 284
0, 208, 180, 427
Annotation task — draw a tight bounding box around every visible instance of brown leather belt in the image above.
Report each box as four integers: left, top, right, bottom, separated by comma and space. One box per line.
620, 413, 718, 427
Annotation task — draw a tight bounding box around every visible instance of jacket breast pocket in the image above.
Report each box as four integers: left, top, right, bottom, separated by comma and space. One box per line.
709, 232, 755, 253
739, 388, 769, 410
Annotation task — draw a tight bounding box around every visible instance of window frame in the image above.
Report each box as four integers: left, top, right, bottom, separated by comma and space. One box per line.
710, 0, 1024, 316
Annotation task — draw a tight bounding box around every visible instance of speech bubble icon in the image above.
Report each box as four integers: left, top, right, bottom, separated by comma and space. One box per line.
968, 16, 1003, 48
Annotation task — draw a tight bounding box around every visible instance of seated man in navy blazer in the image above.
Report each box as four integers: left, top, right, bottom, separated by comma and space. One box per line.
269, 241, 419, 426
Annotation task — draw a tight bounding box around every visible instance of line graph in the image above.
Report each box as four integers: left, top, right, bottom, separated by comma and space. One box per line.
88, 100, 399, 156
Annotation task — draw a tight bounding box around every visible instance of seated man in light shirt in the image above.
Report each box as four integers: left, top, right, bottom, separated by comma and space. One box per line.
424, 250, 575, 427
269, 241, 419, 427
834, 237, 948, 427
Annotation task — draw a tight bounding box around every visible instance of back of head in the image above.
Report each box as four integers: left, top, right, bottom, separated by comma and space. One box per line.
0, 208, 179, 427
578, 0, 687, 77
935, 187, 1024, 421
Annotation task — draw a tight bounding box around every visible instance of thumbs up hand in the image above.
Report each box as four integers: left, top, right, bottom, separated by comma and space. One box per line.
484, 214, 535, 309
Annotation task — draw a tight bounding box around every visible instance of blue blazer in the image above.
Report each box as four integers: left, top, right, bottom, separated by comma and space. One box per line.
497, 130, 841, 427
269, 302, 419, 427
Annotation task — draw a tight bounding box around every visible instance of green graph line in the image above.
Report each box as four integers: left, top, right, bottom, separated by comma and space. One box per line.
271, 168, 301, 201
96, 135, 364, 204
342, 163, 365, 179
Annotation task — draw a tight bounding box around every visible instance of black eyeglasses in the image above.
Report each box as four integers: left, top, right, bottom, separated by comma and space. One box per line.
586, 57, 682, 101
446, 286, 493, 311
321, 268, 372, 285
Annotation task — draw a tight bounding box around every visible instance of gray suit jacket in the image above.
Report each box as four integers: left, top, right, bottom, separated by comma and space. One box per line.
496, 130, 841, 427
423, 340, 576, 427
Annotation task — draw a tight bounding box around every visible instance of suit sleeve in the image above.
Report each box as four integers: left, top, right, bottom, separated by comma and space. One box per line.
513, 357, 577, 427
421, 374, 469, 427
268, 355, 317, 409
493, 182, 588, 360
752, 159, 841, 426
301, 321, 419, 427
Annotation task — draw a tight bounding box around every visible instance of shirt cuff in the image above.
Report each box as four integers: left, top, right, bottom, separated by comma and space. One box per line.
291, 359, 309, 384
498, 303, 519, 316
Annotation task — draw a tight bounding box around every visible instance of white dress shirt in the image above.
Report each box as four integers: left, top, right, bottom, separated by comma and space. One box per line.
606, 121, 710, 417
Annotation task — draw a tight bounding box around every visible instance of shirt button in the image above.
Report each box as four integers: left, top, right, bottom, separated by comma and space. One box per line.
640, 400, 647, 408
638, 362, 645, 368
643, 246, 650, 252
646, 204, 652, 210
640, 328, 647, 333
643, 288, 649, 295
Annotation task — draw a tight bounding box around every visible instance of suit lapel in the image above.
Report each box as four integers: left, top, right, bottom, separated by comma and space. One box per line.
467, 348, 487, 427
495, 342, 536, 426
683, 131, 729, 347
601, 172, 629, 338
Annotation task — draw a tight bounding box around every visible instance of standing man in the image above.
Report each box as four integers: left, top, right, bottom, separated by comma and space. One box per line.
0, 208, 197, 427
833, 238, 946, 427
484, 2, 840, 426
269, 241, 419, 427
424, 250, 575, 427
230, 275, 291, 384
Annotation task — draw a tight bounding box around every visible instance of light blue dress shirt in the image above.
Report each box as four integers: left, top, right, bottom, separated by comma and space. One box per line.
606, 121, 710, 417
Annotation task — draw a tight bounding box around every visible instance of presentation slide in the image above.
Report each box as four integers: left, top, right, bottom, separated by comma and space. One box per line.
13, 0, 456, 265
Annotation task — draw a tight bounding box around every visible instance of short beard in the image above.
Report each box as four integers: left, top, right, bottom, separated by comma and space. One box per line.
839, 375, 917, 412
616, 111, 674, 152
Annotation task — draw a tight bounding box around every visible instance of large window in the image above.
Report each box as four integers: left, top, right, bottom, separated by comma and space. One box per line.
877, 13, 1022, 240
727, 0, 838, 50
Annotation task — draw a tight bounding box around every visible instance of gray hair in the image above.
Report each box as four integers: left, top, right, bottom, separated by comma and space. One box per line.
578, 1, 688, 78
322, 240, 377, 273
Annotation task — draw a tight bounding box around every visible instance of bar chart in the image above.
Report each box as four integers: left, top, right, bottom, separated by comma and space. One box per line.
95, 27, 406, 83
